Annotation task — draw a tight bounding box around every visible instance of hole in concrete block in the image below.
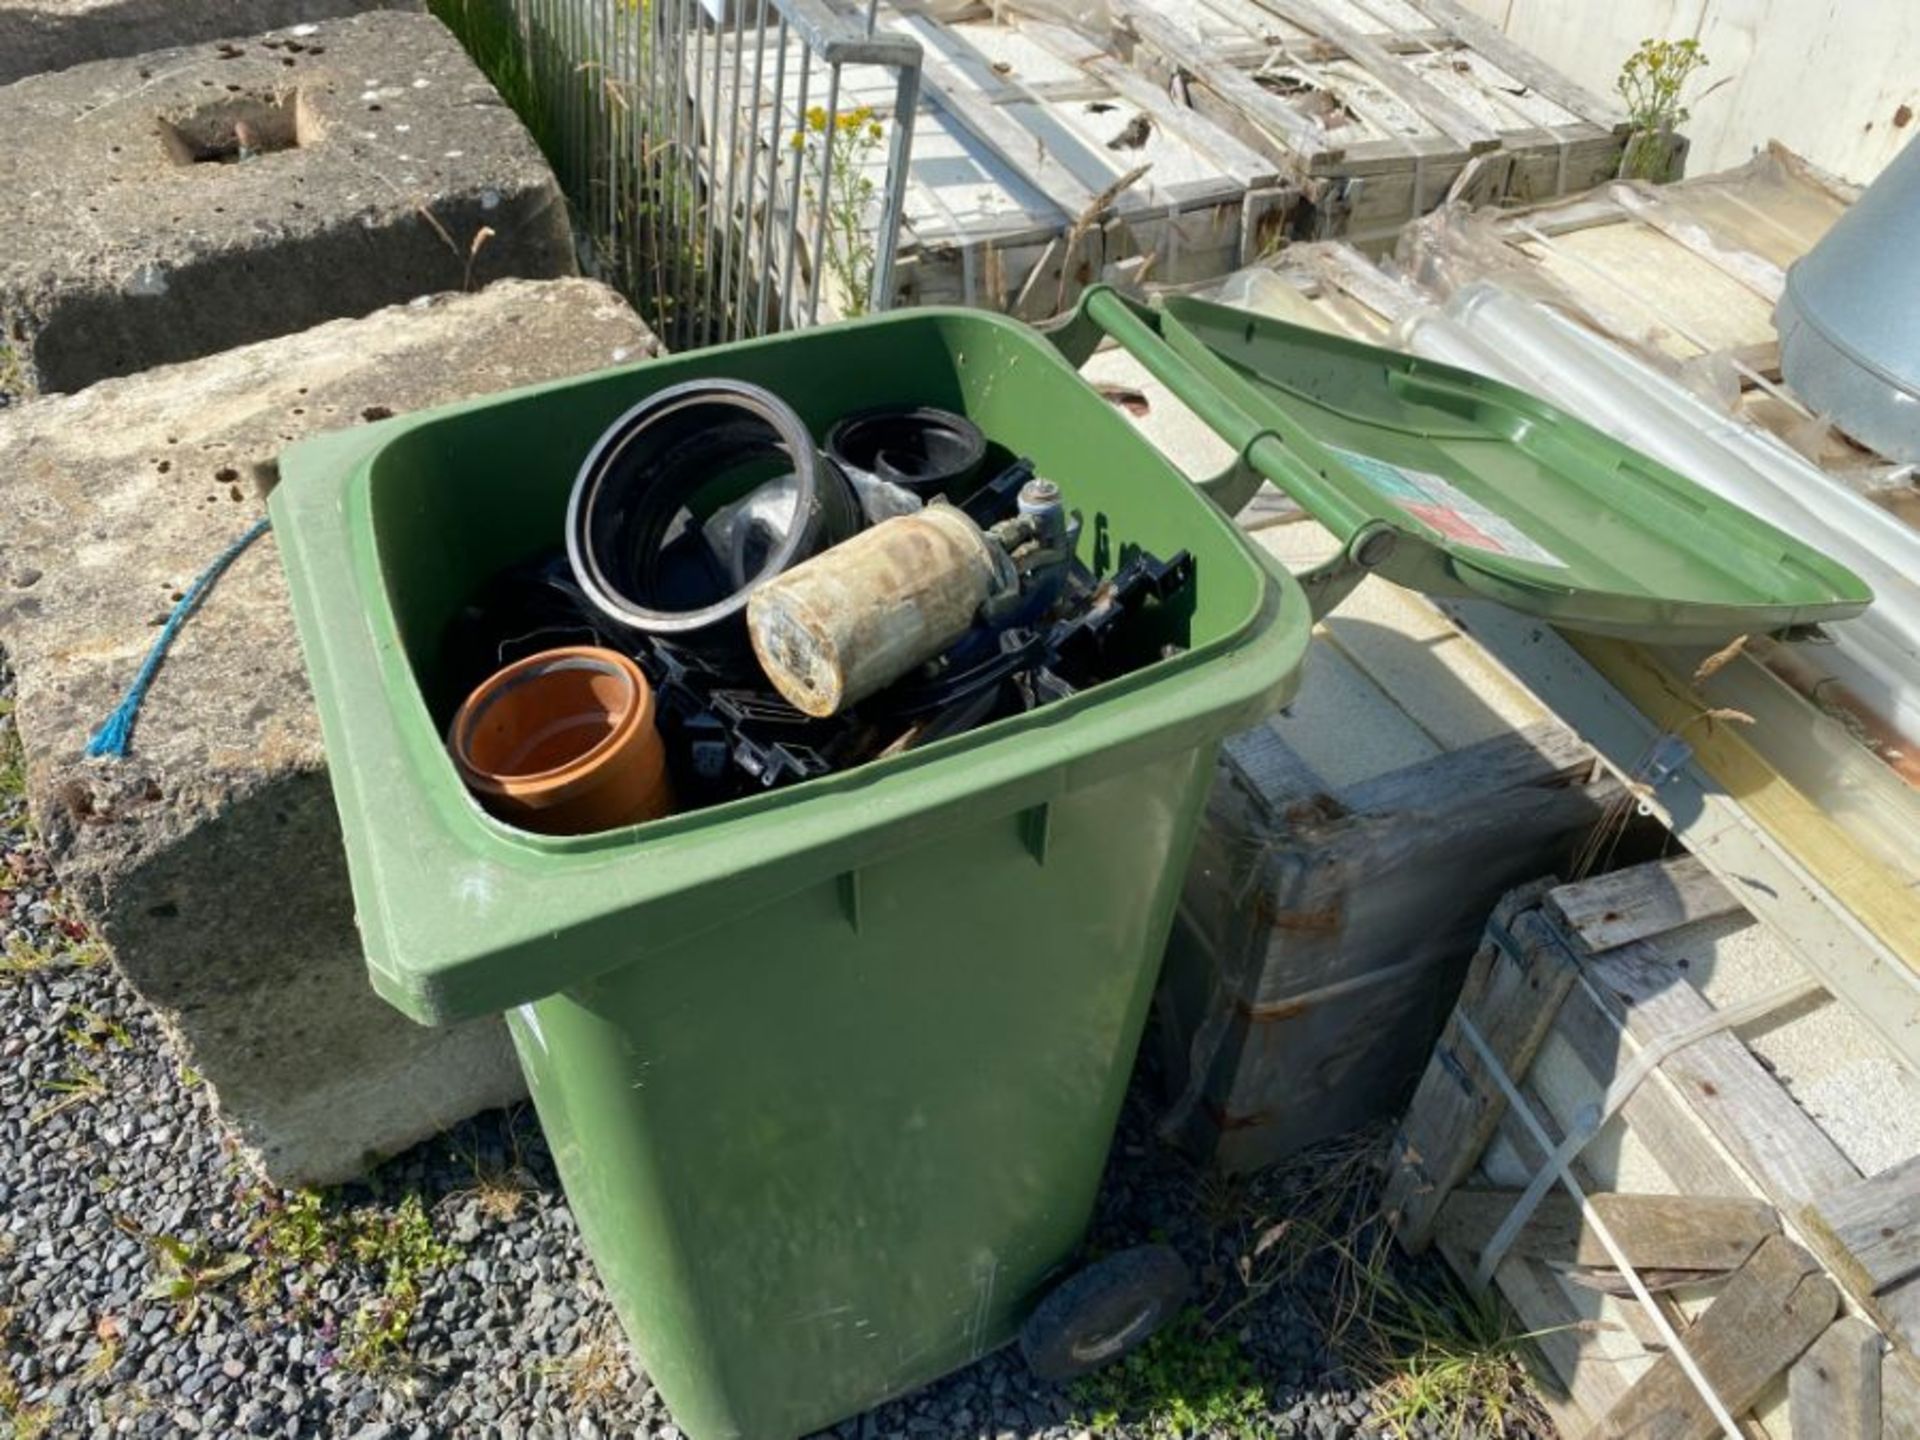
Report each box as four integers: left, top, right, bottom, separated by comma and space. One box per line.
157, 91, 317, 167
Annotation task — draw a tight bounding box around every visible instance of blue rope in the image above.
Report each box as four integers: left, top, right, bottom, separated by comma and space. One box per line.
86, 517, 272, 760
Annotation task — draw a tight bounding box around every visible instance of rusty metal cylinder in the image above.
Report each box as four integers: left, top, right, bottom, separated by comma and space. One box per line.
746, 504, 1013, 718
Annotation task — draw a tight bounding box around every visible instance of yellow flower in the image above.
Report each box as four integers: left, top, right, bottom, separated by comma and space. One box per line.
805, 105, 828, 132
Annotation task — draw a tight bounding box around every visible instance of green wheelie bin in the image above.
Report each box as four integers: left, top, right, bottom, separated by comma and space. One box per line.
269, 289, 1869, 1440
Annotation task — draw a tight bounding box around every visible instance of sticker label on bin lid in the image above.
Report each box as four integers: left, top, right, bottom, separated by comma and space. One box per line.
1326, 445, 1567, 569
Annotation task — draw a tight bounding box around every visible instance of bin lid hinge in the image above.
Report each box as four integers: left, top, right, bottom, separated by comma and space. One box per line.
1297, 521, 1402, 623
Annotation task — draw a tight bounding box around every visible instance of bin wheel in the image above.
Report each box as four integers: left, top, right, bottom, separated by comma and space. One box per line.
1019, 1245, 1191, 1382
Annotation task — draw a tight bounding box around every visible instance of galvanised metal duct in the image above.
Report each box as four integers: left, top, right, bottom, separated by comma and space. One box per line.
1776, 136, 1920, 462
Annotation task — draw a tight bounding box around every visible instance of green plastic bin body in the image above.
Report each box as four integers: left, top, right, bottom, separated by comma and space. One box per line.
271, 308, 1310, 1440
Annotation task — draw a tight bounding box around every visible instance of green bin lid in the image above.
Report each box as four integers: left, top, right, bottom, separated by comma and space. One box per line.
1059, 289, 1873, 646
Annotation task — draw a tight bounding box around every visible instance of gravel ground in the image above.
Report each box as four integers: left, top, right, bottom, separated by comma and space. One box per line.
0, 662, 1545, 1440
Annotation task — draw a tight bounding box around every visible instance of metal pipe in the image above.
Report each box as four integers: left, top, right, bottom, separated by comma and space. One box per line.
700, 0, 727, 346
664, 0, 690, 344
779, 47, 813, 331
752, 14, 790, 338
806, 59, 842, 324
729, 0, 768, 341
718, 0, 752, 343
869, 61, 918, 314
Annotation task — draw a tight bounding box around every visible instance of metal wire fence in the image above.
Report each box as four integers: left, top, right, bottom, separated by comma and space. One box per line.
431, 0, 921, 350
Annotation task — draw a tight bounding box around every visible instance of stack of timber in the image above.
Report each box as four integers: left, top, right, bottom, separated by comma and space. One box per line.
1159, 715, 1609, 1172
1385, 856, 1920, 1438
705, 0, 1643, 319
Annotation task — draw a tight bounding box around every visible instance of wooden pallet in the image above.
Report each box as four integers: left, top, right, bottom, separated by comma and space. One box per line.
1385, 856, 1920, 1438
1111, 0, 1639, 251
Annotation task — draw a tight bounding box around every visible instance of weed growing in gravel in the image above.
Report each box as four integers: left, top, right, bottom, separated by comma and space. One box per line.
446, 1113, 538, 1223
29, 1063, 107, 1126
63, 1005, 132, 1053
242, 1188, 459, 1374
0, 936, 54, 980
1072, 1311, 1267, 1440
0, 1368, 56, 1440
143, 1234, 254, 1326
540, 1321, 636, 1415
1346, 1268, 1544, 1439
101, 1383, 158, 1429
1, 928, 107, 982
77, 1315, 124, 1385
1204, 1127, 1549, 1438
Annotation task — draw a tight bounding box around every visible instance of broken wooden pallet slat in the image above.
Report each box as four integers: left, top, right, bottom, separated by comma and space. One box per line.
1399, 0, 1627, 134
1383, 888, 1581, 1249
1787, 1316, 1882, 1440
1256, 0, 1501, 154
1802, 1153, 1920, 1299
1545, 853, 1741, 954
1297, 241, 1428, 323
1114, 1, 1339, 165
1434, 1190, 1779, 1273
1408, 855, 1916, 1437
1594, 1235, 1839, 1440
1884, 1346, 1920, 1440
1524, 983, 1753, 1199
1080, 54, 1282, 189
1582, 940, 1862, 1216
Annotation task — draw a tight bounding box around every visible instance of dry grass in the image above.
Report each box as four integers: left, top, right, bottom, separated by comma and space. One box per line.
77, 1316, 123, 1385
444, 1109, 538, 1224
0, 699, 27, 836
541, 1321, 635, 1414
29, 1063, 108, 1127
0, 1369, 54, 1440
1201, 1127, 1551, 1438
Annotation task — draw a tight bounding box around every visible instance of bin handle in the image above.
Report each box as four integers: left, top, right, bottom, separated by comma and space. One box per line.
1044, 286, 1375, 541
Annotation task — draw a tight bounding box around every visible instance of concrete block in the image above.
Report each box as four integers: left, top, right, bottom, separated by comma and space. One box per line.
0, 0, 418, 87
0, 279, 661, 1185
0, 10, 575, 397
